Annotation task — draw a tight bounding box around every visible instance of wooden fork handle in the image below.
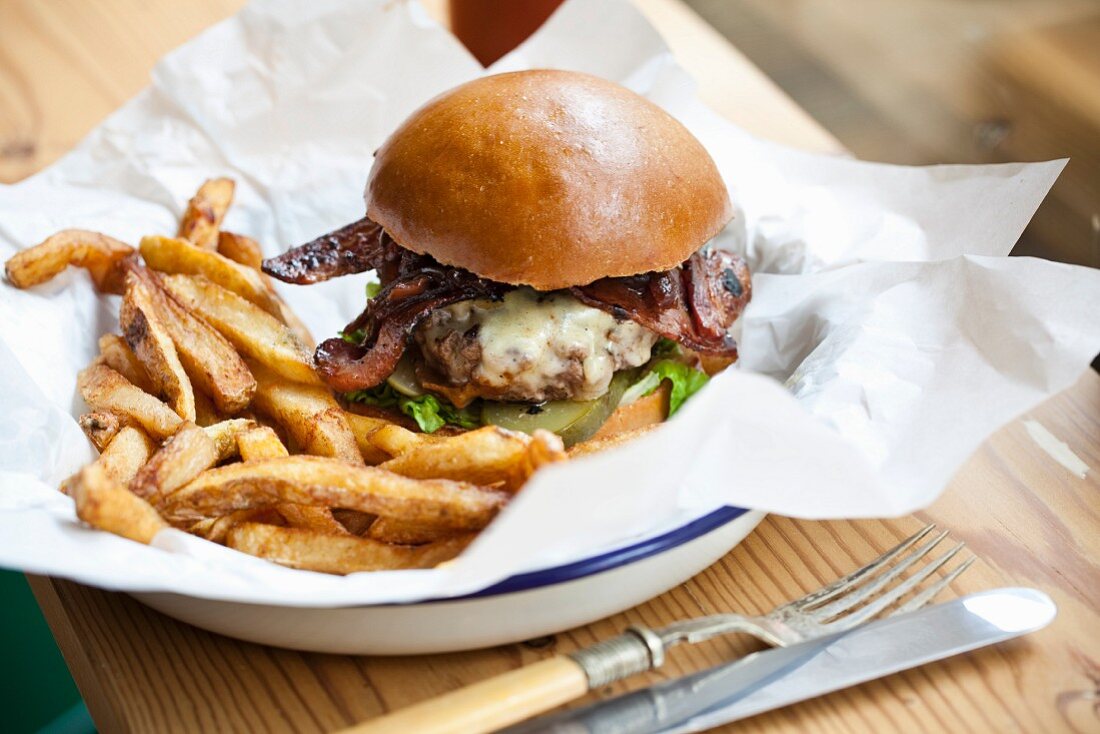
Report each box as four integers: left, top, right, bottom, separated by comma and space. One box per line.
343, 656, 589, 734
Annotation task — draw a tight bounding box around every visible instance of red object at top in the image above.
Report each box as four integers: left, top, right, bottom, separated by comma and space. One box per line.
449, 0, 566, 66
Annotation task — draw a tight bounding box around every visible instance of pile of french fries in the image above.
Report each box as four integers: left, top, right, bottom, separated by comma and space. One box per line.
4, 179, 567, 574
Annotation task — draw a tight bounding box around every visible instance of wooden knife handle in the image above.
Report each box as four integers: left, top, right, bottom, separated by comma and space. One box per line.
343, 656, 589, 734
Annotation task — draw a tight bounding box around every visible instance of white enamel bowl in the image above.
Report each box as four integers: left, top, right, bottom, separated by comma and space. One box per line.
132, 506, 764, 654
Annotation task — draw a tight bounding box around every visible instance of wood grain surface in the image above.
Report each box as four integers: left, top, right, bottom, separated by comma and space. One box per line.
0, 0, 839, 185
4, 1, 1099, 732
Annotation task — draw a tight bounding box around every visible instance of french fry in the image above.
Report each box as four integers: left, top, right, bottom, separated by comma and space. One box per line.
178, 178, 235, 249
342, 411, 399, 437
193, 391, 220, 427
378, 427, 565, 491
216, 231, 262, 269
4, 229, 132, 294
240, 410, 295, 451
366, 517, 461, 545
132, 269, 257, 414
120, 271, 196, 421
78, 411, 123, 452
331, 509, 376, 536
226, 523, 473, 574
238, 417, 346, 535
236, 425, 289, 461
203, 418, 256, 461
160, 456, 508, 530
130, 423, 220, 503
140, 235, 282, 317
525, 429, 568, 478
368, 425, 437, 455
568, 425, 659, 458
250, 364, 363, 464
343, 412, 417, 464
11, 183, 608, 575
96, 427, 157, 485
62, 425, 158, 495
98, 334, 154, 393
78, 362, 183, 439
191, 508, 282, 543
217, 231, 315, 349
276, 505, 348, 535
161, 274, 320, 385
275, 300, 315, 351
70, 463, 167, 544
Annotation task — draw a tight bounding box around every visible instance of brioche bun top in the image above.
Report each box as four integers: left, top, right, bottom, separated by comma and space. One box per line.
365, 70, 732, 289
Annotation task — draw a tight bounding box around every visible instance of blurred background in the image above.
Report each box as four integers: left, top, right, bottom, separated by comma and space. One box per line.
396, 0, 1100, 269
2, 0, 1096, 268
685, 0, 1099, 269
0, 0, 1096, 731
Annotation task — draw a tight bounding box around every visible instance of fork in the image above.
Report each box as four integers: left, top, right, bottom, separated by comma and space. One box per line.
346, 524, 974, 734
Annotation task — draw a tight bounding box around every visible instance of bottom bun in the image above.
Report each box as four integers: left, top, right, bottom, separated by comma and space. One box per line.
586, 382, 671, 443
344, 382, 672, 449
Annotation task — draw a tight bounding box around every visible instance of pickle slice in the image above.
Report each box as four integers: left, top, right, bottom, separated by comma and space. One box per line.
480, 371, 634, 447
385, 354, 425, 397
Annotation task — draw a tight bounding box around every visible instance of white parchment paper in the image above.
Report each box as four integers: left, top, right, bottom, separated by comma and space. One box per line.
1, 0, 1097, 606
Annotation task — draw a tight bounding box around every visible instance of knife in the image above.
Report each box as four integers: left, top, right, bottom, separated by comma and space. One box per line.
508, 587, 1056, 733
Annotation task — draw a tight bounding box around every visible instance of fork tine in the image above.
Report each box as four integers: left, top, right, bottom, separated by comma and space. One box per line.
891, 556, 976, 617
807, 530, 949, 619
790, 524, 937, 610
826, 543, 968, 631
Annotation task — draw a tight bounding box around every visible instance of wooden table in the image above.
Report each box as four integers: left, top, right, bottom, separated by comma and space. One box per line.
4, 1, 1099, 732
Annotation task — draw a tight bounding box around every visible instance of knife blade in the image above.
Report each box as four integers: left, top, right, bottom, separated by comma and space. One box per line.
509, 587, 1055, 734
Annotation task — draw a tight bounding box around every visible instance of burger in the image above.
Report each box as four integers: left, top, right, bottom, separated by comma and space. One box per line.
262, 70, 751, 446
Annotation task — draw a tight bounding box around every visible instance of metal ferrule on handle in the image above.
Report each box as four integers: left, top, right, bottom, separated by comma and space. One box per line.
343, 524, 983, 734
568, 625, 667, 688
342, 626, 673, 734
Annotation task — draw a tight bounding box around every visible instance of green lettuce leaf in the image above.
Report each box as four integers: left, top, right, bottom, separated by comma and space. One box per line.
399, 395, 448, 433
623, 359, 710, 416
345, 382, 400, 408
339, 328, 367, 344
651, 360, 709, 414
651, 337, 682, 358
344, 385, 481, 433
620, 371, 662, 406
399, 394, 482, 433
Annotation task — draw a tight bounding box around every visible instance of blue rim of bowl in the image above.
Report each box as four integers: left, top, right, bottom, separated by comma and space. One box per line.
437, 504, 749, 602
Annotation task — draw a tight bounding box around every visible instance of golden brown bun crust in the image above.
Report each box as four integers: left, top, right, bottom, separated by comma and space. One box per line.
587, 383, 670, 442
366, 70, 733, 289
567, 384, 670, 457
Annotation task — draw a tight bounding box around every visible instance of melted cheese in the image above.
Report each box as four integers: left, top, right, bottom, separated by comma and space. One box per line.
420, 288, 657, 401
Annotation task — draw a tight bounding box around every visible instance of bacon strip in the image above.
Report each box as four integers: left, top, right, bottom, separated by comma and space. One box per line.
265, 217, 751, 391
686, 250, 751, 342
261, 218, 386, 284
314, 254, 507, 392
572, 250, 750, 356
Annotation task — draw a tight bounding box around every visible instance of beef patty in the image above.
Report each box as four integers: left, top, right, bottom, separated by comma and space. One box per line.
414, 288, 657, 403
